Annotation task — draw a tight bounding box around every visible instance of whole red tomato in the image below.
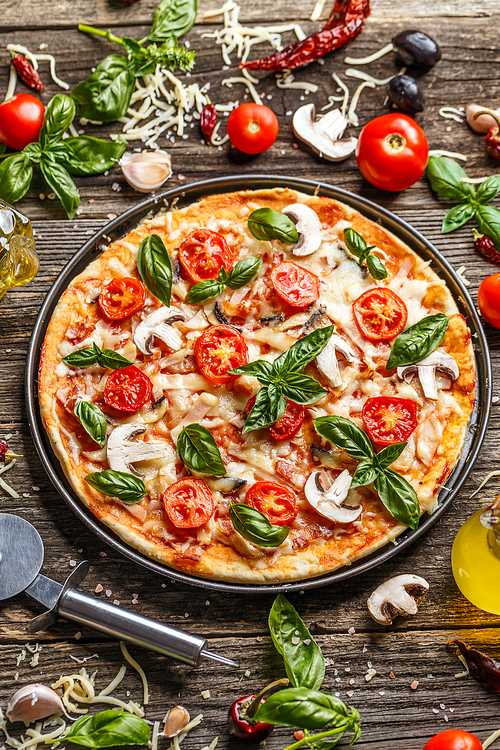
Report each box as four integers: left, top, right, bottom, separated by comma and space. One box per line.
227, 103, 279, 154
423, 729, 482, 750
0, 93, 45, 151
356, 113, 429, 191
478, 272, 500, 328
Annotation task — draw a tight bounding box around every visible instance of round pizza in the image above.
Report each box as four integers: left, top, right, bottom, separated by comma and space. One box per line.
38, 187, 476, 584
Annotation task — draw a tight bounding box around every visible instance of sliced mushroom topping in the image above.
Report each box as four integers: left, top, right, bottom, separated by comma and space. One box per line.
142, 395, 169, 424
310, 444, 342, 469
397, 349, 459, 400
282, 203, 323, 257
367, 574, 430, 626
107, 424, 165, 477
204, 476, 247, 494
316, 334, 357, 389
134, 307, 186, 355
304, 469, 361, 524
300, 306, 328, 335
292, 104, 357, 162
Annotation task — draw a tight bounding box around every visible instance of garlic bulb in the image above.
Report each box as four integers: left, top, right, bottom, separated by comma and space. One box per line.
120, 151, 172, 193
162, 706, 190, 738
466, 104, 500, 133
6, 684, 68, 723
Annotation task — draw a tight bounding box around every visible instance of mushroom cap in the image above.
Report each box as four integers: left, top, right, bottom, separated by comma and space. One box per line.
292, 104, 357, 162
367, 574, 429, 626
316, 333, 357, 389
397, 349, 459, 400
304, 469, 361, 523
134, 306, 185, 355
282, 203, 323, 257
106, 423, 165, 477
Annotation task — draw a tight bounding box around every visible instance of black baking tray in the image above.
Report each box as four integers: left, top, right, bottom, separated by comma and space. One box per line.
25, 175, 492, 594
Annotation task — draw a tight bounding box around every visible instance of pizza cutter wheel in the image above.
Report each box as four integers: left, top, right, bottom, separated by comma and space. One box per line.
0, 513, 237, 668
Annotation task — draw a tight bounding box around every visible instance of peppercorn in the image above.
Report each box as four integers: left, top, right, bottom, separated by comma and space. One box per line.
473, 229, 500, 264
11, 56, 44, 93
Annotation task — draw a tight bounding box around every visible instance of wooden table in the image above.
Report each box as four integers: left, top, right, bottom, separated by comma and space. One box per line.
1, 0, 500, 746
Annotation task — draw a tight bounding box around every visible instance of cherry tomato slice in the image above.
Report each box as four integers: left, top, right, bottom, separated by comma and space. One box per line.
0, 93, 45, 151
246, 480, 298, 526
246, 395, 305, 440
179, 228, 233, 283
103, 366, 153, 413
478, 272, 500, 329
362, 396, 418, 445
423, 729, 482, 750
353, 288, 408, 341
195, 324, 249, 384
226, 103, 279, 155
98, 277, 146, 320
271, 261, 320, 309
163, 477, 214, 529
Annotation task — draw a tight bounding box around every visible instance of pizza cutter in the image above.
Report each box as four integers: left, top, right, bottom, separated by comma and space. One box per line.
0, 513, 237, 668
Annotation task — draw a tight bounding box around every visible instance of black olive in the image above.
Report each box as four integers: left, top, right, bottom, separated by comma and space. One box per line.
392, 30, 441, 68
387, 74, 424, 115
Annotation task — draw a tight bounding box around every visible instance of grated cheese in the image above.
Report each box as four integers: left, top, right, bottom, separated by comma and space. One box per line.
439, 106, 465, 123
222, 69, 262, 105
347, 80, 375, 126
344, 42, 395, 66
461, 175, 490, 184
276, 72, 318, 93
456, 265, 471, 286
6, 45, 69, 89
165, 714, 203, 750
149, 721, 160, 750
310, 0, 328, 21
120, 642, 149, 706
5, 65, 17, 101
428, 149, 467, 161
345, 67, 402, 86
483, 728, 500, 749
69, 654, 99, 664
469, 470, 500, 499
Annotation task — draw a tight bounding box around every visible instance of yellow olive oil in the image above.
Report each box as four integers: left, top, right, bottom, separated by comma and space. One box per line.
452, 509, 500, 615
0, 199, 39, 299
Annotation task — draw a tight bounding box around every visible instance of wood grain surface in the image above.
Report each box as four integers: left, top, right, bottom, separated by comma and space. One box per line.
1, 0, 500, 747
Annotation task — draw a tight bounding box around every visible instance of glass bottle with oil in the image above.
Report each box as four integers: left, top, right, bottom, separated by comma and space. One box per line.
0, 199, 39, 300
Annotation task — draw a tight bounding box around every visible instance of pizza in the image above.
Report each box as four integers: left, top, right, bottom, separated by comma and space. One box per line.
38, 187, 476, 584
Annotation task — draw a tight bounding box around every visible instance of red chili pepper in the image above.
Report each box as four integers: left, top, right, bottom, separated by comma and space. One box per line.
0, 439, 22, 463
473, 109, 500, 161
448, 640, 500, 691
200, 104, 218, 144
11, 55, 44, 93
240, 0, 370, 71
228, 695, 274, 742
473, 229, 500, 264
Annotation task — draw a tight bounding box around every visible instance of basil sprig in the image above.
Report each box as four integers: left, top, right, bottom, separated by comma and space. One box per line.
85, 470, 146, 504
149, 0, 198, 41
344, 228, 387, 280
63, 342, 132, 370
230, 326, 334, 433
177, 424, 226, 476
186, 256, 262, 304
74, 401, 107, 448
386, 313, 449, 370
427, 156, 500, 249
314, 415, 420, 530
230, 503, 289, 547
137, 234, 173, 307
248, 208, 299, 243
47, 710, 150, 748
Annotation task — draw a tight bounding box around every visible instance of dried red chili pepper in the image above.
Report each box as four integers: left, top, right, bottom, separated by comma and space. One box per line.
11, 55, 44, 93
240, 0, 370, 71
473, 229, 500, 264
0, 439, 22, 463
200, 104, 218, 144
448, 640, 500, 691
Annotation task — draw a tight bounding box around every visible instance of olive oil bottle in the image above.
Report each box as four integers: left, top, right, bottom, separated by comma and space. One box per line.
0, 199, 39, 299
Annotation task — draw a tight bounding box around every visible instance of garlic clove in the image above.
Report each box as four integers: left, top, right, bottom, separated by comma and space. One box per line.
6, 684, 68, 723
466, 104, 500, 133
120, 150, 172, 193
162, 705, 190, 738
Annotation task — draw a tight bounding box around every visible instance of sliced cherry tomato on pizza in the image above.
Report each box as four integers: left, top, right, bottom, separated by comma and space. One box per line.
103, 365, 153, 413
98, 277, 146, 320
179, 228, 233, 283
246, 481, 298, 526
271, 261, 320, 309
246, 395, 305, 440
423, 729, 482, 750
353, 287, 408, 341
362, 396, 418, 445
163, 478, 214, 529
195, 324, 249, 384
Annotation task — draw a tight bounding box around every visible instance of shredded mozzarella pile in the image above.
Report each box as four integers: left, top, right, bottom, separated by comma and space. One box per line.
0, 459, 18, 499
6, 44, 69, 89
52, 665, 144, 716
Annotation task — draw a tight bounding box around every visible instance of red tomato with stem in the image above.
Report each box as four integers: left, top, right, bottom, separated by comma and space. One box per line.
227, 103, 279, 154
0, 93, 45, 151
478, 273, 500, 328
179, 228, 233, 283
104, 366, 153, 413
98, 277, 146, 320
246, 395, 304, 440
195, 324, 249, 384
246, 480, 298, 526
423, 729, 482, 750
163, 478, 214, 529
362, 396, 418, 445
353, 288, 408, 341
271, 261, 319, 309
356, 113, 429, 191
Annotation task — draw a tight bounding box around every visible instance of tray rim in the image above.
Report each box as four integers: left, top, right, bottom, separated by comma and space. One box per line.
25, 173, 492, 594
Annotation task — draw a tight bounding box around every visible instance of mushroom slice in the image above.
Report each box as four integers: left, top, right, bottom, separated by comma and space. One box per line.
367, 574, 430, 626
205, 476, 247, 494
134, 307, 186, 355
282, 203, 323, 256
304, 470, 361, 524
292, 104, 357, 162
310, 444, 342, 469
397, 349, 459, 400
316, 334, 357, 389
107, 424, 165, 477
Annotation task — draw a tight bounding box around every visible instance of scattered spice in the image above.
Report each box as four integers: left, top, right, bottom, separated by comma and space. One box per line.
95, 584, 103, 593
410, 680, 419, 690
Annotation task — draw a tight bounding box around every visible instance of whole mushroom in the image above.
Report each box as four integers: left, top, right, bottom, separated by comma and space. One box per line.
282, 203, 323, 257
397, 349, 459, 400
367, 574, 430, 626
292, 104, 357, 162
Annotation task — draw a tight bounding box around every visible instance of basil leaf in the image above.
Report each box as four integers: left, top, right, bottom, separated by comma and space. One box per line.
71, 55, 135, 122
253, 687, 360, 732
136, 233, 173, 306
62, 344, 132, 369
281, 372, 328, 405
226, 256, 262, 289
386, 313, 449, 370
273, 325, 335, 376
0, 154, 33, 204
475, 204, 500, 251
230, 503, 289, 547
314, 415, 374, 461
56, 136, 127, 176
40, 159, 80, 220
243, 386, 287, 433
177, 424, 225, 475
343, 228, 368, 259
248, 208, 299, 243
442, 203, 475, 233
376, 442, 407, 469
54, 710, 150, 747
426, 156, 474, 202
63, 346, 98, 368
40, 94, 76, 145
366, 253, 388, 280
149, 0, 198, 41
476, 175, 500, 204
350, 460, 379, 489
185, 279, 225, 304
85, 470, 146, 504
374, 469, 420, 530
23, 142, 42, 163
228, 359, 274, 384
269, 595, 325, 690
74, 401, 107, 448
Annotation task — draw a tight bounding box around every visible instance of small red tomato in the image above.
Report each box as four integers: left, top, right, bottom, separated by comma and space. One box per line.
227, 103, 279, 154
163, 478, 214, 529
103, 366, 153, 413
228, 695, 274, 742
352, 288, 408, 341
423, 729, 482, 750
179, 228, 233, 283
478, 273, 500, 328
362, 396, 418, 445
98, 277, 146, 320
271, 260, 319, 309
195, 324, 249, 384
356, 113, 429, 191
0, 93, 45, 151
246, 480, 298, 526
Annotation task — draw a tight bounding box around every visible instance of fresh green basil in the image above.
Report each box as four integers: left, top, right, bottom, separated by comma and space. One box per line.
344, 228, 387, 280
149, 0, 198, 41
74, 401, 107, 448
57, 136, 127, 176
248, 208, 299, 243
475, 204, 500, 251
185, 279, 224, 304
40, 94, 76, 145
186, 256, 262, 304
230, 503, 289, 547
85, 470, 146, 504
442, 203, 476, 233
63, 342, 132, 370
365, 253, 387, 280
23, 142, 42, 163
40, 159, 80, 220
269, 595, 325, 691
231, 359, 274, 384
254, 687, 361, 733
137, 234, 173, 307
386, 313, 449, 370
280, 372, 328, 405
350, 460, 379, 489
313, 415, 374, 462
476, 175, 500, 204
274, 325, 335, 376
0, 154, 33, 204
374, 469, 420, 530
426, 156, 474, 202
49, 710, 150, 748
376, 442, 407, 469
71, 55, 136, 122
177, 424, 225, 476
243, 387, 287, 433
